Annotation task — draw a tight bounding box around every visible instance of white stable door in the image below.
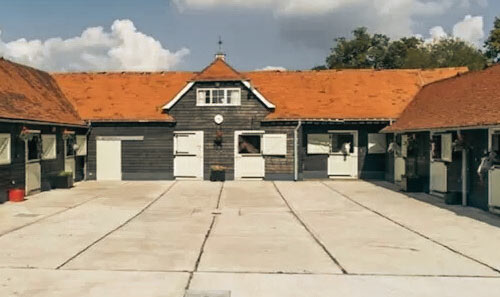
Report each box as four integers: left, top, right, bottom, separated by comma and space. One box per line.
174, 131, 203, 180
328, 131, 358, 178
234, 131, 265, 180
430, 161, 447, 193
394, 157, 406, 182
96, 140, 122, 180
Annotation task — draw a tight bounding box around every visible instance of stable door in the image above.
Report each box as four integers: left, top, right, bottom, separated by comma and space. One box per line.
174, 131, 204, 180
328, 131, 358, 178
234, 131, 265, 180
25, 133, 41, 194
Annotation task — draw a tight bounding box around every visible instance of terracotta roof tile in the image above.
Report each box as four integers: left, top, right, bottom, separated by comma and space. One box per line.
244, 68, 467, 120
193, 57, 246, 81
384, 65, 500, 132
53, 60, 466, 122
53, 72, 194, 121
0, 58, 83, 125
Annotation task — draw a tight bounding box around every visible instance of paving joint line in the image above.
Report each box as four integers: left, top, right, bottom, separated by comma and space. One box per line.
0, 194, 102, 238
272, 181, 348, 274
321, 181, 500, 275
2, 266, 500, 279
184, 181, 224, 290
55, 181, 178, 270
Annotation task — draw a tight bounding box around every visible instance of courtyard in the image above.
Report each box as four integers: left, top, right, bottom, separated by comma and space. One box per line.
0, 180, 499, 297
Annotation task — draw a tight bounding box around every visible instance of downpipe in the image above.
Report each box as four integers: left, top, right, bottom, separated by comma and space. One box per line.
294, 120, 302, 181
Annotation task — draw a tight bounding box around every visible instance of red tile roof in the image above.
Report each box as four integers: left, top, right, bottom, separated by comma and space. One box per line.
53, 57, 467, 122
384, 65, 500, 132
0, 58, 83, 125
54, 72, 194, 121
193, 57, 246, 81
244, 68, 467, 120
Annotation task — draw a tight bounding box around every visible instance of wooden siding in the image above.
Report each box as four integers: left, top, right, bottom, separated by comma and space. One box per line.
168, 81, 294, 180
301, 123, 388, 180
463, 129, 489, 210
87, 123, 174, 180
0, 122, 87, 202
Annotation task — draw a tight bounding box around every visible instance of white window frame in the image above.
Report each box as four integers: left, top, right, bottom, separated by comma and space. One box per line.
0, 134, 11, 165
76, 135, 87, 156
196, 88, 241, 106
41, 134, 57, 160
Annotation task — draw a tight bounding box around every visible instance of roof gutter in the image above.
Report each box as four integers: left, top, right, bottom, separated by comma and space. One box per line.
383, 124, 500, 134
0, 117, 87, 128
263, 118, 394, 123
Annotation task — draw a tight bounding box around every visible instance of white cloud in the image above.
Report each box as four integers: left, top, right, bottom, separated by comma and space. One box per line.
427, 26, 449, 42
424, 15, 485, 47
0, 19, 190, 72
452, 15, 484, 46
257, 66, 287, 71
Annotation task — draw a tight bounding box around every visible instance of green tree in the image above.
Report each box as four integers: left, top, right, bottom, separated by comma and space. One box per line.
325, 27, 487, 70
485, 17, 500, 63
430, 38, 487, 70
326, 27, 389, 69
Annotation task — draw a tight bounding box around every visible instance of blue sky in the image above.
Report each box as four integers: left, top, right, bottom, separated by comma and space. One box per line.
0, 0, 498, 72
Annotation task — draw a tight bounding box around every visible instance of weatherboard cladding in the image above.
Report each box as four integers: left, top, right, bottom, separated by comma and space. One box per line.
167, 80, 295, 180
0, 123, 86, 202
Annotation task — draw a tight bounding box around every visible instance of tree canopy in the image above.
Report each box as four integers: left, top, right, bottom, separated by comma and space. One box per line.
323, 27, 487, 71
485, 17, 500, 62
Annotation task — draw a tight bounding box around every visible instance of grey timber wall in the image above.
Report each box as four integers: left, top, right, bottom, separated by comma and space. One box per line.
168, 81, 295, 180
301, 123, 389, 180
0, 122, 87, 203
87, 123, 174, 180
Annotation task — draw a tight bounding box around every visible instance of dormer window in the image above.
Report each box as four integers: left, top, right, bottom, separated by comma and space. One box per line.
197, 88, 241, 106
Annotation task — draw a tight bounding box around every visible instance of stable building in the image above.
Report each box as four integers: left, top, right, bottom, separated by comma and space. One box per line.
383, 65, 500, 213
0, 58, 88, 203
53, 54, 464, 182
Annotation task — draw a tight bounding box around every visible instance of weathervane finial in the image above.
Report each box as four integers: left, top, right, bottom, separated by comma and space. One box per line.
215, 35, 226, 61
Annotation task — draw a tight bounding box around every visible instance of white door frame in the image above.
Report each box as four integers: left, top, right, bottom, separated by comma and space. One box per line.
393, 133, 406, 183
173, 131, 204, 180
327, 130, 358, 179
234, 130, 265, 180
488, 127, 500, 210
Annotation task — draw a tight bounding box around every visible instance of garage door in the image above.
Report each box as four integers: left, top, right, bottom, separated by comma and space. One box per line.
96, 140, 121, 180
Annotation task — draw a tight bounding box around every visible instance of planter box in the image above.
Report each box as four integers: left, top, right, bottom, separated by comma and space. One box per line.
210, 170, 226, 182
401, 176, 423, 192
52, 175, 74, 189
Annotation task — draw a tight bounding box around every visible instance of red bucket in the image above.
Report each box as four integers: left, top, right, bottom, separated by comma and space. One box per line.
8, 189, 25, 202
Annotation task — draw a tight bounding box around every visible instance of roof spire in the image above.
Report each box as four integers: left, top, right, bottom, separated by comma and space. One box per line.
215, 36, 226, 61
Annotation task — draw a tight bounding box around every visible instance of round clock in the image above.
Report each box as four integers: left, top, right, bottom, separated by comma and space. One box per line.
214, 114, 224, 125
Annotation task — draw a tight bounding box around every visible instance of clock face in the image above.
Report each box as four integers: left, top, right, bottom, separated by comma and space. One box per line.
214, 114, 224, 125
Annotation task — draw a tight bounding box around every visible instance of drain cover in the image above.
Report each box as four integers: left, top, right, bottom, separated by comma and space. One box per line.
15, 213, 40, 218
185, 290, 230, 297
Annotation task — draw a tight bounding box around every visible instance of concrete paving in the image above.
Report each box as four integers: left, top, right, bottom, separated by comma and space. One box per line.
325, 180, 500, 272
0, 180, 499, 297
275, 181, 497, 276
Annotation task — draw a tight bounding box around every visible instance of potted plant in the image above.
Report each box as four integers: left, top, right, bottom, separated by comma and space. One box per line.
210, 165, 226, 182
52, 171, 74, 189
